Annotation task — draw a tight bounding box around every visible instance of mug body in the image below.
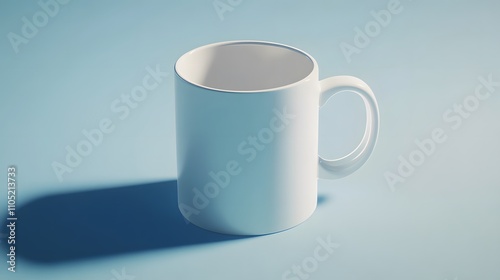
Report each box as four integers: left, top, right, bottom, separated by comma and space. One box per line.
175, 41, 320, 235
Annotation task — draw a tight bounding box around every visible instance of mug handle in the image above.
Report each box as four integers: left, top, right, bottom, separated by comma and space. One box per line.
318, 75, 380, 180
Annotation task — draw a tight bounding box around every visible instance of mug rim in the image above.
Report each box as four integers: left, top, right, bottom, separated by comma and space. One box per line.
174, 40, 318, 94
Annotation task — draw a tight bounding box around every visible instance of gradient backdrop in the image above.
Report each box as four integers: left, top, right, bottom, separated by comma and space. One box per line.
1, 0, 499, 279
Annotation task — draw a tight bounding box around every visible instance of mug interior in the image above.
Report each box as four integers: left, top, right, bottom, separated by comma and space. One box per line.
175, 41, 315, 92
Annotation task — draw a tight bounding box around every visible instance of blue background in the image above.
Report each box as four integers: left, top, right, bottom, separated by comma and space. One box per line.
1, 0, 499, 279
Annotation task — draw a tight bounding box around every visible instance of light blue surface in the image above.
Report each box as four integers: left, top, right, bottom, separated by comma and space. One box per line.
1, 0, 499, 279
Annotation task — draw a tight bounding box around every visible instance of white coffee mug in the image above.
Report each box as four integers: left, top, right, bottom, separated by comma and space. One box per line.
175, 41, 379, 235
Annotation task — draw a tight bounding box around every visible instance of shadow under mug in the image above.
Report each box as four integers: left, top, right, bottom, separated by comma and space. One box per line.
175, 41, 379, 235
